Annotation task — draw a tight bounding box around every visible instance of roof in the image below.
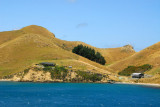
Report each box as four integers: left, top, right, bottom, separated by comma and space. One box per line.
40, 62, 55, 66
132, 73, 142, 75
131, 73, 143, 76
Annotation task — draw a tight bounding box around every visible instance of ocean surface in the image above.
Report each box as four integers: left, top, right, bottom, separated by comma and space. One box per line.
0, 82, 160, 107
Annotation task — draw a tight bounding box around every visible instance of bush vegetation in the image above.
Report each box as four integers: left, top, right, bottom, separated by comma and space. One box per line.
118, 64, 152, 76
72, 45, 106, 65
43, 66, 68, 79
76, 70, 103, 82
23, 68, 30, 77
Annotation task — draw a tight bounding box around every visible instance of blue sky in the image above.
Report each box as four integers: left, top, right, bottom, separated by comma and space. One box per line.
0, 0, 160, 51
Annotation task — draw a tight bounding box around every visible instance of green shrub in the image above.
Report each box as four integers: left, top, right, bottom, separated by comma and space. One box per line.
118, 64, 152, 76
43, 66, 68, 79
24, 68, 30, 75
76, 71, 103, 82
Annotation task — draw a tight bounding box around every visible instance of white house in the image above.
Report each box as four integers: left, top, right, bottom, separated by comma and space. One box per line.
131, 73, 144, 78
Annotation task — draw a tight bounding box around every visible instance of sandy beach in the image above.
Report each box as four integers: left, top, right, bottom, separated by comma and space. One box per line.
0, 79, 11, 81
116, 82, 160, 87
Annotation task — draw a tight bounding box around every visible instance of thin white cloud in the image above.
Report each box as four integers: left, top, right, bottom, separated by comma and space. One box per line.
76, 23, 88, 28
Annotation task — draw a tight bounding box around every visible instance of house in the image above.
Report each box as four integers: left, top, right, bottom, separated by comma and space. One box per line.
68, 66, 72, 68
131, 73, 144, 78
40, 62, 56, 67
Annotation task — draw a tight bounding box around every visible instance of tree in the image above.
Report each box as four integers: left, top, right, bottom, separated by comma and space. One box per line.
72, 45, 106, 65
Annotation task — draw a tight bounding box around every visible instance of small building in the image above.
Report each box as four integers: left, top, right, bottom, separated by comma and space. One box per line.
35, 64, 45, 69
131, 73, 144, 78
40, 62, 56, 67
68, 66, 72, 68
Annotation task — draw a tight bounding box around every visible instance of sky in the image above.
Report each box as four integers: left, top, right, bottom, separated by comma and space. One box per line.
0, 0, 160, 51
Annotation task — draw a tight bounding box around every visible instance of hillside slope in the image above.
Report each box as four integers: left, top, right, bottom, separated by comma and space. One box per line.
0, 25, 114, 78
108, 42, 160, 72
52, 38, 136, 64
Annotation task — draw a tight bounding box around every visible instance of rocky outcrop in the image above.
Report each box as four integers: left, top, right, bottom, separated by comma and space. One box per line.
21, 70, 52, 82
121, 45, 135, 52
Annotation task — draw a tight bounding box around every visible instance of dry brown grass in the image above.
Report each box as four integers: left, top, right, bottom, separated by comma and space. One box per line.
0, 33, 78, 76
0, 30, 25, 45
0, 25, 118, 77
108, 42, 160, 72
21, 25, 55, 38
52, 38, 135, 64
0, 25, 138, 79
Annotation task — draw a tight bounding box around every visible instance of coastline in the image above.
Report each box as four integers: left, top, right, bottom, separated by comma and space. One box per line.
1, 79, 160, 87
116, 82, 160, 87
0, 79, 11, 81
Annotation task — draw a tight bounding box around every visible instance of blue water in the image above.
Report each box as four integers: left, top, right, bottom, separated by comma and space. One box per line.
0, 82, 160, 107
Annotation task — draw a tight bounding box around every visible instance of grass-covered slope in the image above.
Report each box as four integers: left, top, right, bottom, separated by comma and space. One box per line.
0, 25, 114, 78
97, 45, 135, 65
52, 38, 136, 64
0, 33, 79, 76
0, 30, 25, 45
0, 25, 136, 79
108, 42, 160, 72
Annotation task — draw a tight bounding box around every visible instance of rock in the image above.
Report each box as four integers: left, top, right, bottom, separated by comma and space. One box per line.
121, 45, 135, 52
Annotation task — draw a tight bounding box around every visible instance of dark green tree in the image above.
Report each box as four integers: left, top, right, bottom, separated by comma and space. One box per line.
72, 45, 106, 65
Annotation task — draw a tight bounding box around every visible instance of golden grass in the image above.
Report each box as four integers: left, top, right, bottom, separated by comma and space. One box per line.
0, 30, 25, 45
0, 25, 135, 78
21, 25, 55, 38
52, 38, 135, 64
0, 26, 113, 77
0, 33, 77, 76
139, 67, 160, 84
108, 42, 160, 72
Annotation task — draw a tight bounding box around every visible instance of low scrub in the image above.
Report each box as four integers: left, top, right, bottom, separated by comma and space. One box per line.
118, 64, 152, 76
43, 66, 68, 79
76, 71, 103, 82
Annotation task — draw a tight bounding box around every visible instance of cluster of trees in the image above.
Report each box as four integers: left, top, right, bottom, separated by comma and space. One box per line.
72, 45, 106, 65
118, 64, 152, 76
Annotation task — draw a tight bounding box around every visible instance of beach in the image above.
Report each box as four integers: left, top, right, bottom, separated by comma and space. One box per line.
116, 82, 160, 87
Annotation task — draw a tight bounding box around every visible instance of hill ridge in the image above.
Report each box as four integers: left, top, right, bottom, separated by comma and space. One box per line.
0, 25, 135, 78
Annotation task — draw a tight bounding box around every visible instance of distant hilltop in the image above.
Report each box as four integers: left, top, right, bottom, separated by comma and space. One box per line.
121, 44, 135, 52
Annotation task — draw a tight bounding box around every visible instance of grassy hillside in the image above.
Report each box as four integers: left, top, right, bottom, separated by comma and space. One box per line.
2, 25, 160, 84
0, 25, 116, 78
52, 37, 135, 64
97, 45, 135, 65
0, 33, 78, 76
108, 42, 160, 72
0, 30, 25, 45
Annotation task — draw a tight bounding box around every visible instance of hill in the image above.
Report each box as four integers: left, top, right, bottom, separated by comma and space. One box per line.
0, 25, 115, 78
0, 25, 135, 81
52, 37, 136, 64
1, 25, 160, 84
108, 42, 160, 72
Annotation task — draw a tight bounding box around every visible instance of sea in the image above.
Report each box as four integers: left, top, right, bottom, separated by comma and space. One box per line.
0, 82, 160, 107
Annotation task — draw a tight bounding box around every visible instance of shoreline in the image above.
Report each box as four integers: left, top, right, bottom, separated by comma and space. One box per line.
116, 82, 160, 87
1, 79, 160, 87
0, 79, 12, 81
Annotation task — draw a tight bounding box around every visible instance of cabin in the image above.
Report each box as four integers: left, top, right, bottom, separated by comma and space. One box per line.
40, 62, 56, 67
131, 73, 144, 78
68, 66, 72, 68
